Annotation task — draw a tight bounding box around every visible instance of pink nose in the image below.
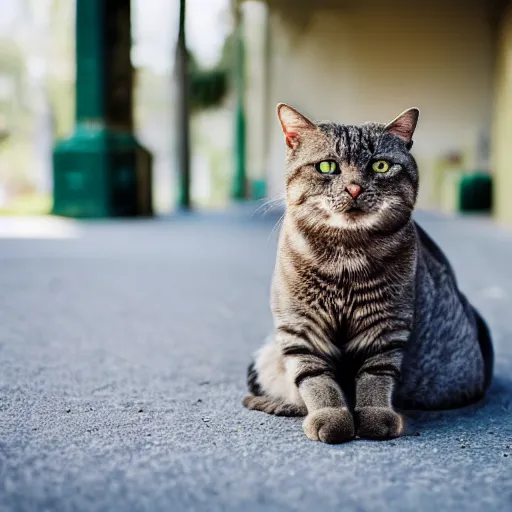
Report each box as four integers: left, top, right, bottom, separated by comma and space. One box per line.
346, 184, 362, 199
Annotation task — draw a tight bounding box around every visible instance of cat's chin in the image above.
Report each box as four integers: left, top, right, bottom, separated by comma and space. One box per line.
324, 210, 380, 230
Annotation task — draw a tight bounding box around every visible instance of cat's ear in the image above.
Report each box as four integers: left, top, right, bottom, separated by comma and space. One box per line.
384, 108, 419, 147
277, 103, 316, 149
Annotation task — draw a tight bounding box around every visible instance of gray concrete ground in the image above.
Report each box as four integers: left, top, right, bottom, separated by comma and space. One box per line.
0, 207, 511, 512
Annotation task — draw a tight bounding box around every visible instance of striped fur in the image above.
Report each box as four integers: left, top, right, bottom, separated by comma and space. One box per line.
243, 105, 494, 444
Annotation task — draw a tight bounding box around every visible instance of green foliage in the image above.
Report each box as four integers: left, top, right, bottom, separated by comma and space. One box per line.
187, 40, 231, 111
189, 68, 228, 111
218, 31, 235, 72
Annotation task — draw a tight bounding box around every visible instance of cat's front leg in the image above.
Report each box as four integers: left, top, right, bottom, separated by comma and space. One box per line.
280, 329, 354, 444
354, 345, 405, 439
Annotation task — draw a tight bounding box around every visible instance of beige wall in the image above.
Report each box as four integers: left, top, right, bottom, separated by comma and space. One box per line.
262, 0, 495, 207
492, 2, 512, 224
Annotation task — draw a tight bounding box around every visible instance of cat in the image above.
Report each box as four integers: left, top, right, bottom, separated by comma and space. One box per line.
243, 104, 494, 444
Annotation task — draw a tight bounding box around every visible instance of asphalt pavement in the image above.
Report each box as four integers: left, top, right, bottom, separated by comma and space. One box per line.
0, 207, 511, 512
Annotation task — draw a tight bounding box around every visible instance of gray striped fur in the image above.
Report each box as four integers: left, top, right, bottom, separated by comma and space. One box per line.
243, 104, 493, 444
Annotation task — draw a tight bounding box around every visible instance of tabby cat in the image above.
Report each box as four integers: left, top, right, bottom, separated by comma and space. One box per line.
243, 104, 494, 444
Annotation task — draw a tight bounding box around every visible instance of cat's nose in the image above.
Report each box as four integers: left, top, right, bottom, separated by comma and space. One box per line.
345, 184, 362, 199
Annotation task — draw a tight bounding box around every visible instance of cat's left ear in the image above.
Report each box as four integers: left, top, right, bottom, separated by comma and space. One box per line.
384, 108, 420, 148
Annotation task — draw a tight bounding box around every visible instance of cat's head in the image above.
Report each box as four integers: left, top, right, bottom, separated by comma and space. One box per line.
277, 103, 419, 235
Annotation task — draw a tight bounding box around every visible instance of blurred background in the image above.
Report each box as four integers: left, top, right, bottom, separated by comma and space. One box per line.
1, 0, 510, 220
0, 0, 233, 216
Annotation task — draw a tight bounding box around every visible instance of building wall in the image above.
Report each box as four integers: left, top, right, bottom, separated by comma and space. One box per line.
263, 0, 494, 207
492, 2, 512, 224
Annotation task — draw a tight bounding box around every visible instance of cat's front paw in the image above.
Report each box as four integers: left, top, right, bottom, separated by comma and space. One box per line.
302, 407, 355, 444
356, 407, 405, 439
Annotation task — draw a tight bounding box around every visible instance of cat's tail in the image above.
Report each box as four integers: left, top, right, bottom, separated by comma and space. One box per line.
244, 343, 307, 416
247, 361, 263, 396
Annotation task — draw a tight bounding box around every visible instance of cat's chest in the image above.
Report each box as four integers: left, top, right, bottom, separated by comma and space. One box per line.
294, 262, 402, 341
296, 269, 370, 330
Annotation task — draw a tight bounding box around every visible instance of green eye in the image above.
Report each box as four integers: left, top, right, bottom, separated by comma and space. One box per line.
317, 160, 338, 174
372, 160, 390, 173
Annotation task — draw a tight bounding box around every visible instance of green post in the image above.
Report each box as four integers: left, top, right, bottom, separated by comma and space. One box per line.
175, 0, 191, 209
52, 0, 153, 218
75, 0, 104, 123
231, 5, 247, 200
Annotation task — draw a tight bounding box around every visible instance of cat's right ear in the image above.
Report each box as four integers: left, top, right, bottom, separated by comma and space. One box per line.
277, 103, 315, 149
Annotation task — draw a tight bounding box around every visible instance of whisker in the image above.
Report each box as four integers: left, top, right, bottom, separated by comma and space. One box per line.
267, 213, 285, 243
251, 195, 285, 218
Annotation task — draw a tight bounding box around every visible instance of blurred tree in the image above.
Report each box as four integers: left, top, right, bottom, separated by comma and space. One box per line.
0, 36, 33, 199
0, 0, 75, 205
46, 0, 75, 139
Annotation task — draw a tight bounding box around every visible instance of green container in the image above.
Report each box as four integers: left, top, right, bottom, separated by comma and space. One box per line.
458, 172, 493, 212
